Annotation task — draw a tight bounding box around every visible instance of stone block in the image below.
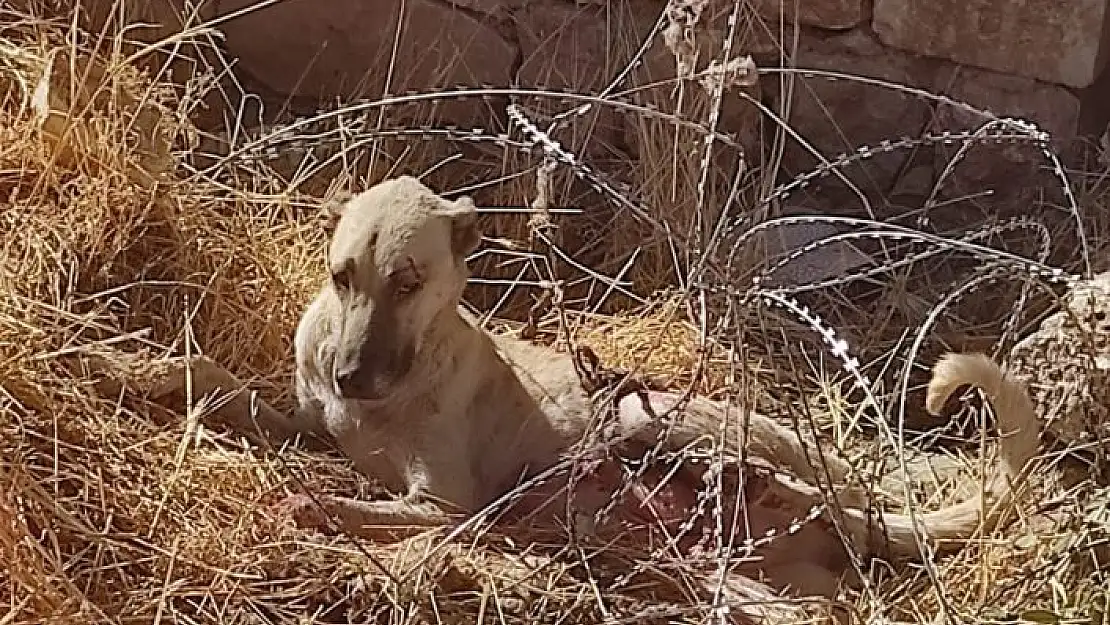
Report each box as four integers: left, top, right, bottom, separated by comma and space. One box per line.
934, 66, 1080, 145
516, 2, 661, 158
444, 0, 519, 13
1079, 63, 1110, 135
874, 0, 1110, 88
930, 65, 1081, 213
516, 2, 658, 92
217, 0, 516, 125
749, 0, 865, 29
758, 215, 874, 288
775, 30, 937, 206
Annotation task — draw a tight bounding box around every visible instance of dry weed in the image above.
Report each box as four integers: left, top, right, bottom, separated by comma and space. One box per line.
1, 3, 1107, 625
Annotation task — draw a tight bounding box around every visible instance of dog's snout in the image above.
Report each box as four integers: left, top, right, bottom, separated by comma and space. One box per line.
333, 365, 365, 398
331, 305, 416, 401
332, 359, 395, 401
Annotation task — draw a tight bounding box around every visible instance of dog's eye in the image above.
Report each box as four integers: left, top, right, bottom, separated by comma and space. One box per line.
331, 266, 351, 290
395, 280, 421, 297
389, 263, 423, 298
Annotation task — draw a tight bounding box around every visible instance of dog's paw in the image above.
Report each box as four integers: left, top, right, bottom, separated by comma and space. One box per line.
271, 493, 334, 532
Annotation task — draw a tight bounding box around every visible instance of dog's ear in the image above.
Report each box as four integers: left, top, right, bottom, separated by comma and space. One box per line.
321, 190, 354, 234
442, 196, 482, 257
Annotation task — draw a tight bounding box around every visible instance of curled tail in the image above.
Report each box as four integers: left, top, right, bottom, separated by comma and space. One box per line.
924, 352, 1040, 495
848, 352, 1041, 559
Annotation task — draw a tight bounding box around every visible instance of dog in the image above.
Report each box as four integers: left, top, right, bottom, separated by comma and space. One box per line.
124, 176, 1043, 600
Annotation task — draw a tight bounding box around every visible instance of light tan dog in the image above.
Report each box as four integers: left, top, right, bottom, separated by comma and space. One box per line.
235, 175, 862, 533
128, 176, 1042, 588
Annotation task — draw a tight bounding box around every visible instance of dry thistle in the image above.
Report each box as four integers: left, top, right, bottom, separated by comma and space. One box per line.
698, 55, 758, 94
663, 0, 710, 80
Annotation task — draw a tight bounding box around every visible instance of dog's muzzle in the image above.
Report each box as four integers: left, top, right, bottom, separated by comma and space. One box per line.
333, 365, 378, 400
332, 363, 397, 401
332, 343, 416, 401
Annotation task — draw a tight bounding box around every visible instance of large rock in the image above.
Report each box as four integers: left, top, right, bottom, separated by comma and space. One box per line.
934, 66, 1080, 146
445, 0, 520, 14
749, 0, 865, 29
515, 2, 660, 158
77, 0, 216, 42
874, 0, 1110, 89
928, 66, 1081, 220
774, 30, 937, 208
758, 213, 874, 288
217, 0, 516, 125
1080, 67, 1110, 135
516, 2, 648, 92
76, 0, 229, 129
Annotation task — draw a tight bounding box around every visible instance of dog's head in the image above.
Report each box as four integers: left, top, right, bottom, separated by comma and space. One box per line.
324, 176, 481, 401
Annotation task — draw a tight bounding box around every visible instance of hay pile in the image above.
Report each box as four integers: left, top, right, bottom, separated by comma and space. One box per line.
2, 10, 1108, 625
0, 14, 721, 624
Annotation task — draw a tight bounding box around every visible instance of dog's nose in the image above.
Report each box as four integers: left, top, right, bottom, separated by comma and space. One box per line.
333, 367, 364, 398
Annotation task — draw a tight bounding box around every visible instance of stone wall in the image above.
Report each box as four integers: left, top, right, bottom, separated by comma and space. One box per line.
84, 0, 1107, 177
39, 0, 1107, 336
67, 0, 1110, 282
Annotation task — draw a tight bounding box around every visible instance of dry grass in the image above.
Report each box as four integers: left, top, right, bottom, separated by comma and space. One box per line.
0, 10, 751, 624
2, 4, 1109, 625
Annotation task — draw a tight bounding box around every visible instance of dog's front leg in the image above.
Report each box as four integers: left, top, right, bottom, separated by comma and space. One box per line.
102, 352, 328, 449
277, 493, 454, 539
154, 355, 314, 443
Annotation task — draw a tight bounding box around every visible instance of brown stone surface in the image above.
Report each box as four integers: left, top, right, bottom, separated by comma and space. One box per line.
79, 0, 217, 41
749, 0, 865, 29
874, 0, 1110, 89
515, 2, 662, 158
929, 66, 1081, 213
934, 66, 1080, 144
445, 0, 521, 13
1079, 63, 1110, 135
775, 30, 937, 205
516, 2, 658, 91
217, 0, 516, 124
